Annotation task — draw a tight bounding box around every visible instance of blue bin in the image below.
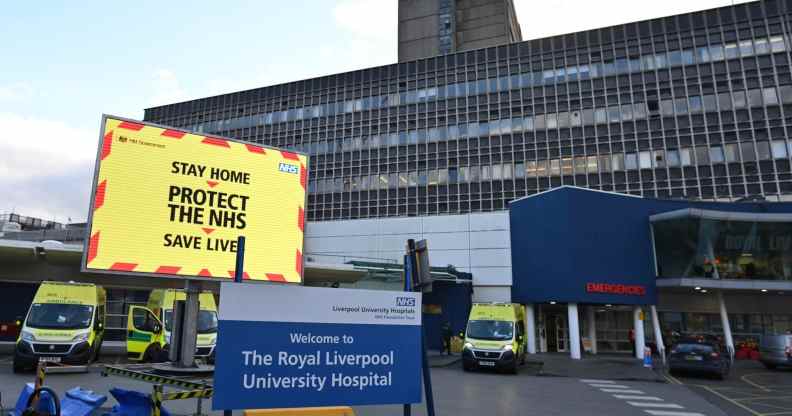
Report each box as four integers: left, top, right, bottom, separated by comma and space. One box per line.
10, 383, 58, 416
103, 388, 170, 416
60, 387, 107, 416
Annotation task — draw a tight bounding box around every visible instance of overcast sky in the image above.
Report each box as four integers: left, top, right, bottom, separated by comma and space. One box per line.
0, 0, 750, 222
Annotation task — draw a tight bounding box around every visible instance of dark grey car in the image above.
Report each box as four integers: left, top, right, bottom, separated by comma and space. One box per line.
668, 339, 731, 379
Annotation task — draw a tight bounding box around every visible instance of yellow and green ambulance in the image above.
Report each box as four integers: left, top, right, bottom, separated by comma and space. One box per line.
14, 281, 106, 372
127, 289, 218, 363
462, 303, 527, 373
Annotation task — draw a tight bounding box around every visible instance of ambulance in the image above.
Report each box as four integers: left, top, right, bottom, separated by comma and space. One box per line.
13, 282, 106, 372
127, 289, 218, 363
462, 303, 527, 373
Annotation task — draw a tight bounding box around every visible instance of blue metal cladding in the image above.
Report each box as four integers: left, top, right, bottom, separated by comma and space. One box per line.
508, 186, 792, 305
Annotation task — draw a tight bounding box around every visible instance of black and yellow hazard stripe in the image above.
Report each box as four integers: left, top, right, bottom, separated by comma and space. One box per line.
161, 388, 214, 401
152, 385, 163, 416
102, 366, 206, 389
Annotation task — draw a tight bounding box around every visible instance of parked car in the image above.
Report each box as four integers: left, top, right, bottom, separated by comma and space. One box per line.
759, 334, 792, 370
668, 338, 731, 379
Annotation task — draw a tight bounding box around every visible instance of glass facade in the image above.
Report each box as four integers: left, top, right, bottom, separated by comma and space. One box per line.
653, 216, 792, 280
144, 0, 792, 222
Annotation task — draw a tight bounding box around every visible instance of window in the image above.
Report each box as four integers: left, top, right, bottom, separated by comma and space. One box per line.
675, 98, 688, 114
524, 117, 534, 131
680, 148, 692, 166
754, 38, 770, 54
703, 95, 717, 112
710, 146, 725, 163
514, 163, 525, 178
535, 115, 546, 129
428, 170, 439, 185
621, 104, 633, 121
666, 150, 680, 167
536, 160, 548, 176
583, 109, 594, 125
653, 150, 666, 167
757, 142, 772, 160
491, 164, 502, 180
503, 163, 513, 179
633, 103, 647, 119
570, 111, 582, 127
770, 36, 786, 52
625, 153, 638, 170
709, 45, 724, 61
524, 161, 536, 177
587, 156, 598, 173
733, 91, 747, 109
599, 155, 612, 172
557, 112, 569, 128
611, 154, 624, 171
718, 92, 733, 110
780, 86, 792, 104
748, 89, 763, 107
725, 43, 739, 59
480, 165, 490, 181
546, 113, 558, 129
725, 143, 739, 162
574, 157, 587, 174
561, 157, 573, 175
741, 142, 756, 162
661, 99, 674, 116
697, 46, 710, 63
408, 172, 418, 186
695, 146, 710, 165
689, 96, 702, 113
639, 151, 652, 169
763, 87, 779, 106
771, 140, 788, 159
608, 106, 621, 122
550, 159, 561, 176
739, 39, 753, 57
595, 109, 607, 124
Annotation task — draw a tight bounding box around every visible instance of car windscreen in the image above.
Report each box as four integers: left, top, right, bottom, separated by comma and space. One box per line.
673, 343, 714, 354
26, 303, 93, 330
466, 320, 514, 341
164, 310, 218, 333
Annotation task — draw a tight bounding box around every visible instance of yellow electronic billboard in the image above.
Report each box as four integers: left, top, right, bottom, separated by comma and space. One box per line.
82, 115, 308, 283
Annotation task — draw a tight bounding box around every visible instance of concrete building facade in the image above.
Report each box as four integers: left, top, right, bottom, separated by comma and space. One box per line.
398, 0, 523, 61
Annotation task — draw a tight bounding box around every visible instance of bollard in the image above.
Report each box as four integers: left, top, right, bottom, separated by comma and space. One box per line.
643, 347, 653, 368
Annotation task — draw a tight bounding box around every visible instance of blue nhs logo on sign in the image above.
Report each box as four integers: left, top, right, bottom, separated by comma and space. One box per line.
278, 163, 299, 174
396, 297, 416, 307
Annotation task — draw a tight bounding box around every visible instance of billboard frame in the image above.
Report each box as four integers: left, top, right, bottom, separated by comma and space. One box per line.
80, 114, 310, 283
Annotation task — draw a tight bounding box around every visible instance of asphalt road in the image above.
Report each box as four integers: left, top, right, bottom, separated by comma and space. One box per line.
0, 355, 727, 416
665, 359, 792, 416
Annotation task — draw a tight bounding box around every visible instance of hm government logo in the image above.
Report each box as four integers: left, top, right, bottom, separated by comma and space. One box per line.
278, 163, 299, 174
396, 297, 416, 307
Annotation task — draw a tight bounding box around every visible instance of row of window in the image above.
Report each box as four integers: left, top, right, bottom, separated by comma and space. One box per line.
287, 86, 792, 156
184, 35, 789, 134
308, 140, 792, 193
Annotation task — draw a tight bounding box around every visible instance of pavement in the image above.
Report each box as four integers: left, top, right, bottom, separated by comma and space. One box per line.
0, 352, 728, 416
663, 359, 792, 416
530, 352, 665, 382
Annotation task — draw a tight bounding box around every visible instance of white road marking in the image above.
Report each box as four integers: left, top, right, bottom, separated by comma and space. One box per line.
581, 379, 615, 383
643, 411, 706, 416
613, 395, 663, 401
601, 388, 646, 394
590, 383, 630, 388
628, 402, 684, 409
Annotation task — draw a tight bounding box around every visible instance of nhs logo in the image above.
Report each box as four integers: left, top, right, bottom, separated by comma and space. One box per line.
278, 163, 299, 174
396, 297, 416, 307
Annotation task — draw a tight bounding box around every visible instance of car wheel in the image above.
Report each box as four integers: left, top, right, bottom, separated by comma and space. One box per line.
762, 362, 777, 370
462, 362, 473, 372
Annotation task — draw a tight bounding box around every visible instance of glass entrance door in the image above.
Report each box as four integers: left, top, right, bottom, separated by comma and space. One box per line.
555, 315, 569, 352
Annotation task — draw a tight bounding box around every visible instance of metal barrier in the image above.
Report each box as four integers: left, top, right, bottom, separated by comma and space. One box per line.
102, 365, 212, 416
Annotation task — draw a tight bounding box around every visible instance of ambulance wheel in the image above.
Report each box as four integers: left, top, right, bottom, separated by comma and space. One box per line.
462, 362, 473, 372
507, 363, 518, 374
142, 346, 159, 363
13, 361, 24, 374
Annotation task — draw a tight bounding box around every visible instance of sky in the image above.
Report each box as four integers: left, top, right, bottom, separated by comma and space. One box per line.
0, 0, 751, 222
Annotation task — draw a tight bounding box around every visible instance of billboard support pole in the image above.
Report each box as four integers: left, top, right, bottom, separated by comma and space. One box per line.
224, 235, 246, 416
405, 239, 436, 416
178, 281, 200, 368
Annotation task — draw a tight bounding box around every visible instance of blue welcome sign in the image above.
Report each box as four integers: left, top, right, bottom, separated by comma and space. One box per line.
212, 283, 423, 410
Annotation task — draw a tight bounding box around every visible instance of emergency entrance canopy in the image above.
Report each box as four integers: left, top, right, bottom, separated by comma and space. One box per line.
82, 115, 308, 283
